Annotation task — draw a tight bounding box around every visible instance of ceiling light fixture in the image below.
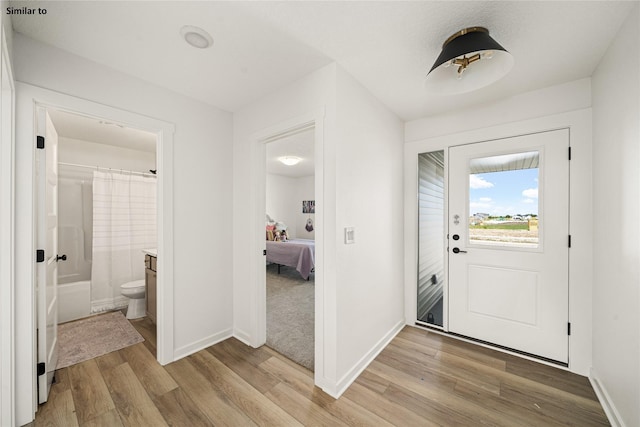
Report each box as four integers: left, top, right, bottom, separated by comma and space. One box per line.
180, 25, 213, 49
279, 156, 301, 166
426, 27, 513, 95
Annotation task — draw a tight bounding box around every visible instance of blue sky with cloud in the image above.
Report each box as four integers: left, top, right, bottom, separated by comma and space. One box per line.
469, 168, 539, 216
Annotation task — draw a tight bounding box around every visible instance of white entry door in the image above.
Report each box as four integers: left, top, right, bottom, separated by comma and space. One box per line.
36, 108, 60, 403
448, 129, 569, 363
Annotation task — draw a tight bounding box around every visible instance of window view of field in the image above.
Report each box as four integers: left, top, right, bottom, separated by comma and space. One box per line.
468, 161, 539, 248
469, 216, 539, 247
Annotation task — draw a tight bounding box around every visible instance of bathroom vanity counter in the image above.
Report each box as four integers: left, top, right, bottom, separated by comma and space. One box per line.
142, 248, 157, 257
145, 253, 157, 324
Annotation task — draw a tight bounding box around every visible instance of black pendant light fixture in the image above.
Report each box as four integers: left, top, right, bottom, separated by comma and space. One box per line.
426, 27, 514, 95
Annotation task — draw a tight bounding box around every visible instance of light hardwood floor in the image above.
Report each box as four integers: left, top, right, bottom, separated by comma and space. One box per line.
31, 317, 609, 426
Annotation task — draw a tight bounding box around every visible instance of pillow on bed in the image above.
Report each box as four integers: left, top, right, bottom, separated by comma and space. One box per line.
266, 224, 276, 241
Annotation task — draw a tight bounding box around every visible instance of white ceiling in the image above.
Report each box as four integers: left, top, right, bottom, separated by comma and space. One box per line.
47, 109, 157, 153
11, 1, 635, 121
266, 128, 315, 178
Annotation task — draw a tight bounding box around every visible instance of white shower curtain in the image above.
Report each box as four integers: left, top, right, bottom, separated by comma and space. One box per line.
91, 170, 157, 312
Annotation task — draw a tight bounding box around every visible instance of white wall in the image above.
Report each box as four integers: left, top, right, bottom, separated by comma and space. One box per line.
59, 136, 156, 172
266, 173, 299, 238
266, 173, 315, 240
1, 1, 12, 59
296, 175, 315, 239
591, 5, 640, 426
333, 67, 405, 391
234, 63, 404, 397
233, 63, 337, 392
13, 33, 234, 425
405, 78, 592, 142
404, 80, 594, 378
0, 5, 14, 426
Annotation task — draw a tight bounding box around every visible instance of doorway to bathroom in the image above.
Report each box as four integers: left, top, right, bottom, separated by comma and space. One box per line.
18, 84, 175, 412
51, 109, 158, 321
37, 107, 159, 401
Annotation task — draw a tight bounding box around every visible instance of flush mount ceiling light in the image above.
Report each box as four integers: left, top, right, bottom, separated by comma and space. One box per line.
279, 156, 301, 166
180, 25, 213, 49
426, 27, 513, 95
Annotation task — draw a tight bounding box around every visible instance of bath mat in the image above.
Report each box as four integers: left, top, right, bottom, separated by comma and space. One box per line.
56, 311, 144, 369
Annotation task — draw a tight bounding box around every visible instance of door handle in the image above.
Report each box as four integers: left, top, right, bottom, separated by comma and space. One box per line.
452, 247, 467, 254
56, 254, 67, 262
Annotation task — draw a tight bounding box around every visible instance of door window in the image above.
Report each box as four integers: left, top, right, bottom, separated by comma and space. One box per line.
468, 151, 540, 249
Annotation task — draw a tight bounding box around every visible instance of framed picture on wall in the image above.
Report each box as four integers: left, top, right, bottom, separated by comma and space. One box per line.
302, 200, 315, 214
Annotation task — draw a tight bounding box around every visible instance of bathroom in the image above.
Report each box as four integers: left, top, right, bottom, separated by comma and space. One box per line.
52, 109, 158, 324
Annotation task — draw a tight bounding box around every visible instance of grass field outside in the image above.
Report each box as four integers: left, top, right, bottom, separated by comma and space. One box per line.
469, 222, 529, 230
468, 220, 539, 246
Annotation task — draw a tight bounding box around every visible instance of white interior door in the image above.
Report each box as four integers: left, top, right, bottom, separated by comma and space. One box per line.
36, 108, 59, 403
448, 129, 569, 363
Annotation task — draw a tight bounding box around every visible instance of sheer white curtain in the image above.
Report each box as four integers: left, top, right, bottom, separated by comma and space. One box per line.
91, 171, 157, 311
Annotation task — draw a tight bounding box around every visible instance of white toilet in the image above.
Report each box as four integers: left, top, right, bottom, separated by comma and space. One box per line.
120, 279, 146, 319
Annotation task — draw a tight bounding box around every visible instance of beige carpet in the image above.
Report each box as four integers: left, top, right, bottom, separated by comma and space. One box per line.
56, 311, 144, 369
266, 263, 314, 371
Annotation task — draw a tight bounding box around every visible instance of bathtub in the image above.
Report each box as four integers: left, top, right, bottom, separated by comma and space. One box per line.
57, 280, 91, 323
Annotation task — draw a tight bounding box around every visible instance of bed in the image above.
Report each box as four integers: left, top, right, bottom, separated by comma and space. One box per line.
266, 239, 315, 280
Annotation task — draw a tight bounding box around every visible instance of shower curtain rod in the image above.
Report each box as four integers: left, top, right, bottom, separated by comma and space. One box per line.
58, 162, 156, 177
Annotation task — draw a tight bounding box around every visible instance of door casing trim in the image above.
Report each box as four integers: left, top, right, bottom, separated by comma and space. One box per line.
404, 109, 593, 376
14, 82, 175, 424
247, 108, 329, 391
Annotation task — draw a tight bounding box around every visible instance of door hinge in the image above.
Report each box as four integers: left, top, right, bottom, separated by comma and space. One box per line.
263, 249, 267, 256
36, 136, 45, 149
568, 146, 572, 160
37, 362, 45, 376
568, 235, 572, 248
567, 322, 571, 336
36, 249, 45, 263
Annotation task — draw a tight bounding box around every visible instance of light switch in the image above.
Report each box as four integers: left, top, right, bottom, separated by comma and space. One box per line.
344, 227, 355, 244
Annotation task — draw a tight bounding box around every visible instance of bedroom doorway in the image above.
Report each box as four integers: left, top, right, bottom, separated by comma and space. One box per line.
263, 126, 316, 371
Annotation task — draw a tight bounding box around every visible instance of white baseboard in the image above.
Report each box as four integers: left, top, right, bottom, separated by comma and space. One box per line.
590, 368, 625, 427
323, 319, 405, 398
233, 328, 253, 347
173, 328, 233, 361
